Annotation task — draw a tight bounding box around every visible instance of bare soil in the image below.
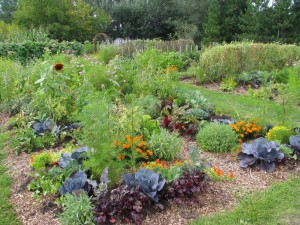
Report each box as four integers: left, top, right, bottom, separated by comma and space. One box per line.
1, 112, 299, 225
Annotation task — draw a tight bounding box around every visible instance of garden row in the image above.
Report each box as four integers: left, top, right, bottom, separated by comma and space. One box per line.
0, 42, 299, 224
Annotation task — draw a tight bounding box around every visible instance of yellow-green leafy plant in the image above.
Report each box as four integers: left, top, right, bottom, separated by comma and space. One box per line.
266, 126, 294, 144
220, 77, 237, 92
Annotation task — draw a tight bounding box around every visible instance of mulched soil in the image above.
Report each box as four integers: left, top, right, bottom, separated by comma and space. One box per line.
1, 112, 299, 225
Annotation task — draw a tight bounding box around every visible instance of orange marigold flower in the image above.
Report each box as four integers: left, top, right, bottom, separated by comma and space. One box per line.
216, 169, 224, 176
30, 155, 35, 163
125, 135, 131, 139
53, 63, 64, 71
133, 135, 143, 142
122, 144, 131, 149
117, 154, 125, 160
229, 171, 235, 179
137, 142, 144, 148
146, 150, 153, 156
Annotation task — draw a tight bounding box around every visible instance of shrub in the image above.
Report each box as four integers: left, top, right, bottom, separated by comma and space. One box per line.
196, 123, 238, 153
0, 40, 83, 64
148, 128, 181, 161
266, 126, 294, 144
198, 42, 300, 83
59, 193, 95, 225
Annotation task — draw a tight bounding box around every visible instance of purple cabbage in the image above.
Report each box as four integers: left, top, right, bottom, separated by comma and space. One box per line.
238, 137, 284, 173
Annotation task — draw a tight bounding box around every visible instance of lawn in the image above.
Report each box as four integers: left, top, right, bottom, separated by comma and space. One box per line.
191, 177, 300, 225
179, 82, 300, 128
0, 132, 21, 225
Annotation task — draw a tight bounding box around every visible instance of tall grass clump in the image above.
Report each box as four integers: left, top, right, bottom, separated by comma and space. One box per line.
198, 42, 300, 83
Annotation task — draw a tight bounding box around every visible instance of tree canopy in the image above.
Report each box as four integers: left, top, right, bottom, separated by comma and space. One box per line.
13, 0, 111, 41
0, 0, 299, 44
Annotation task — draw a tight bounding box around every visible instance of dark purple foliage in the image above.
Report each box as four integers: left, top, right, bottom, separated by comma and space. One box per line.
163, 169, 207, 202
94, 186, 149, 225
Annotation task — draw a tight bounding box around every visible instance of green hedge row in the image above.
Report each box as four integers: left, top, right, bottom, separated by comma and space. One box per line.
198, 42, 300, 83
0, 40, 83, 64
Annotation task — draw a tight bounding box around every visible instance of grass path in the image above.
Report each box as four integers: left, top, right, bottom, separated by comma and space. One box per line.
0, 132, 21, 225
190, 177, 300, 225
178, 82, 300, 127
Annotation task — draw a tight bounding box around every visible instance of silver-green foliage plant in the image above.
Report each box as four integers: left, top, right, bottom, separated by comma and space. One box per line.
149, 128, 181, 161
196, 123, 238, 153
59, 193, 95, 225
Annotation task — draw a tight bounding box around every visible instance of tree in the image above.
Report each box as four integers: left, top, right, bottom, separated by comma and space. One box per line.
13, 0, 111, 41
202, 0, 221, 45
271, 0, 294, 42
239, 0, 260, 40
291, 0, 300, 43
219, 0, 248, 42
0, 0, 17, 23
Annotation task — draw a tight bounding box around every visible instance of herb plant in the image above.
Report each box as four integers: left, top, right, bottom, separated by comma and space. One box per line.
59, 193, 95, 225
149, 128, 181, 161
196, 123, 238, 153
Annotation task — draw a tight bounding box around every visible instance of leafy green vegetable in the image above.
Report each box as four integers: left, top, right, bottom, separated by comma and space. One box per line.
58, 146, 89, 168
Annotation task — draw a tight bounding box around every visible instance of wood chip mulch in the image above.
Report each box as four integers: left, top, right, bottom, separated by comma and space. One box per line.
1, 112, 299, 225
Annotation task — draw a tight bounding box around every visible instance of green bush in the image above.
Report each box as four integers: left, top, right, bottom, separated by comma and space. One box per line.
198, 42, 300, 83
149, 128, 181, 161
0, 40, 83, 64
59, 193, 95, 225
196, 123, 238, 153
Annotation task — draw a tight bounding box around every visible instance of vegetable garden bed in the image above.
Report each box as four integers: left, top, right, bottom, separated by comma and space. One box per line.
0, 42, 300, 225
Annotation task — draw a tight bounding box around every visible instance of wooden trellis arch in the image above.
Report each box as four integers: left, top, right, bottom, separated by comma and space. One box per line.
93, 33, 110, 52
